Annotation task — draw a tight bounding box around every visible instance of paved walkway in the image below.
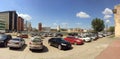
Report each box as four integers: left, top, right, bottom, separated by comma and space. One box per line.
96, 39, 120, 59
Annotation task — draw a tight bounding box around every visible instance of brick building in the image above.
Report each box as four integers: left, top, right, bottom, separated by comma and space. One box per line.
17, 17, 24, 32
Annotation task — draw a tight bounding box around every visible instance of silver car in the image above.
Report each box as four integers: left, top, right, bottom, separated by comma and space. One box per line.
7, 37, 25, 49
29, 36, 43, 51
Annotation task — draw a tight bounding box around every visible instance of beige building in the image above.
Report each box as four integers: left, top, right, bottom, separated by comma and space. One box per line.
0, 11, 18, 32
114, 4, 120, 37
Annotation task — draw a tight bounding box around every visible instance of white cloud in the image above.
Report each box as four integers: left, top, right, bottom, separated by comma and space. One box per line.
76, 11, 90, 18
106, 19, 110, 23
75, 23, 81, 25
102, 8, 113, 20
61, 23, 68, 25
104, 15, 112, 19
61, 23, 68, 28
53, 23, 57, 26
18, 14, 32, 20
102, 8, 113, 15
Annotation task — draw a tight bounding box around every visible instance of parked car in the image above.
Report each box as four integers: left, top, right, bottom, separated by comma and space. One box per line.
68, 33, 78, 36
64, 36, 84, 45
18, 34, 28, 38
48, 37, 72, 50
29, 36, 44, 51
98, 34, 103, 38
103, 34, 107, 37
54, 33, 63, 37
76, 36, 92, 42
7, 37, 25, 49
90, 35, 98, 40
0, 34, 12, 47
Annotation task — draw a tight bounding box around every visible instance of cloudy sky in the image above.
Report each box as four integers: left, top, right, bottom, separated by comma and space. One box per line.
0, 0, 119, 29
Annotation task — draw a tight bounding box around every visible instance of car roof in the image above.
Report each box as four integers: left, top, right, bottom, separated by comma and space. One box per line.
12, 37, 22, 39
31, 36, 41, 40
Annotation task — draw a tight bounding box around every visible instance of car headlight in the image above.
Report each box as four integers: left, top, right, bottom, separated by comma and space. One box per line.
61, 43, 67, 46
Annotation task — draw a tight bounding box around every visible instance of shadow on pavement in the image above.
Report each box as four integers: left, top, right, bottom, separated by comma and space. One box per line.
31, 45, 49, 53
9, 44, 27, 51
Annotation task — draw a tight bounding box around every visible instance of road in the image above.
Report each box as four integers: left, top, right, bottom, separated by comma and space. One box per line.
0, 36, 116, 59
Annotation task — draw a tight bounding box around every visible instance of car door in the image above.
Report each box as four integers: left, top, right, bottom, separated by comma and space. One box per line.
51, 38, 56, 46
54, 39, 60, 47
70, 37, 76, 44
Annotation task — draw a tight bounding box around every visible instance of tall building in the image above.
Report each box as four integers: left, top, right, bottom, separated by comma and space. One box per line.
28, 21, 32, 31
0, 19, 5, 32
17, 17, 24, 32
0, 11, 18, 32
38, 23, 42, 31
24, 21, 32, 31
114, 4, 120, 37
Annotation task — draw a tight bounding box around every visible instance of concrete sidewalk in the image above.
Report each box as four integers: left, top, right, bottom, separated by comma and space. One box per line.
96, 39, 120, 59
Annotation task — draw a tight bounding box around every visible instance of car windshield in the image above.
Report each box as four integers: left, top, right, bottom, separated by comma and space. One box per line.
32, 38, 41, 42
12, 38, 20, 41
61, 38, 67, 42
0, 35, 7, 39
56, 38, 67, 42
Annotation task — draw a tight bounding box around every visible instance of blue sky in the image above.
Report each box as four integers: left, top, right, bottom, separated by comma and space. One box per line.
0, 0, 120, 29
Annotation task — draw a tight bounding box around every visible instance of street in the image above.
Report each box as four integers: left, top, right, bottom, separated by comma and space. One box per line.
0, 36, 116, 59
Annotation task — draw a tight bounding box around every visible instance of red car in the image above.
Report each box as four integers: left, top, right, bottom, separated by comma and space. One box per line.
17, 34, 28, 38
64, 36, 83, 45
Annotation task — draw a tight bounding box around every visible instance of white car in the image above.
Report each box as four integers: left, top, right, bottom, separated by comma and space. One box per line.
8, 37, 25, 49
98, 34, 103, 38
90, 35, 98, 40
29, 36, 44, 51
76, 36, 91, 42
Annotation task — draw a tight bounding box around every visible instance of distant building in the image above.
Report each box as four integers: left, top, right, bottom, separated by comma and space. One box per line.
68, 28, 83, 33
38, 23, 42, 31
24, 21, 28, 31
57, 25, 61, 32
28, 22, 32, 31
24, 21, 32, 31
17, 17, 24, 32
42, 27, 51, 32
0, 11, 18, 32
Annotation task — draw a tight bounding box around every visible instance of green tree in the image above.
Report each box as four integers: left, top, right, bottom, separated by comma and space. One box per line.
91, 18, 105, 34
108, 26, 114, 33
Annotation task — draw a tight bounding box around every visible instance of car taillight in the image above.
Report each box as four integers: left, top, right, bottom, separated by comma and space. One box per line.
29, 42, 32, 44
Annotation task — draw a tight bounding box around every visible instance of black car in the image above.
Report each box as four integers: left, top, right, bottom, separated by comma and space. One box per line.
48, 38, 71, 50
0, 34, 12, 47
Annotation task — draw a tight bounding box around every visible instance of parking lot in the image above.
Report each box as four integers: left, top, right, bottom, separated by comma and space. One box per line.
0, 35, 116, 59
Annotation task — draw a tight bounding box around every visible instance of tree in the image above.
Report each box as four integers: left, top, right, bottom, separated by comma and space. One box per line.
108, 26, 114, 33
91, 18, 105, 33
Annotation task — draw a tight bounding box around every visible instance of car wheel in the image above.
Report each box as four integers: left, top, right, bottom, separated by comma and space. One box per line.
4, 42, 7, 47
29, 48, 32, 51
9, 47, 12, 50
74, 42, 77, 45
58, 45, 62, 50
